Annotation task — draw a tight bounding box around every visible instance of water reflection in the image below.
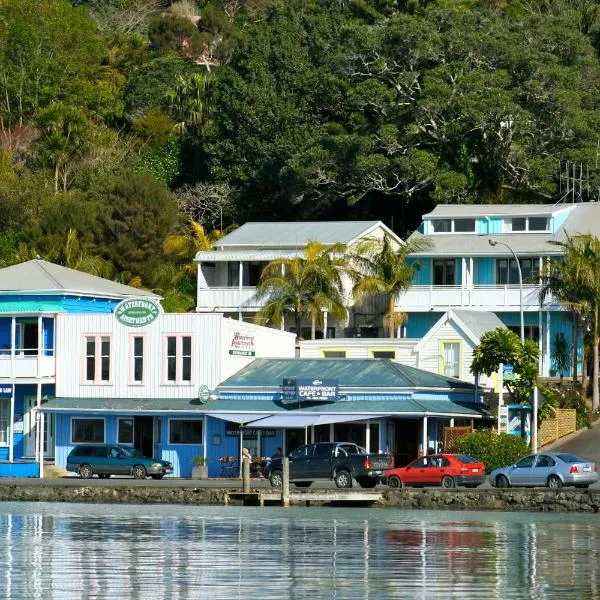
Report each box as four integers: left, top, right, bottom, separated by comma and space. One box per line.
0, 504, 598, 599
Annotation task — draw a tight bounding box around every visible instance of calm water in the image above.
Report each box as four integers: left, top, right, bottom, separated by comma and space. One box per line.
0, 503, 598, 599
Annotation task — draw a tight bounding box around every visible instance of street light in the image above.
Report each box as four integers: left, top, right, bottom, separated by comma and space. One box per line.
488, 238, 524, 344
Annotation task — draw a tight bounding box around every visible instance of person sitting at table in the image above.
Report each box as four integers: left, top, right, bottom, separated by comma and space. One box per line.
271, 447, 283, 459
242, 447, 252, 463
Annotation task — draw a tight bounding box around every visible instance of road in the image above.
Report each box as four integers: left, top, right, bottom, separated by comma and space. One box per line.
549, 419, 600, 463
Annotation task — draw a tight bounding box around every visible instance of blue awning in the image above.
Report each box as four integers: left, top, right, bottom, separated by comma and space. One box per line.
245, 413, 386, 428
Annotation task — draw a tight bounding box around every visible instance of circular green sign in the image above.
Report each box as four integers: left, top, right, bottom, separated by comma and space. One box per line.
115, 298, 160, 327
198, 385, 210, 404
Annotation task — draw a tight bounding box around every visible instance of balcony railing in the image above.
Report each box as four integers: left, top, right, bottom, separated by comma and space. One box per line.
196, 287, 263, 312
398, 284, 554, 311
0, 349, 56, 379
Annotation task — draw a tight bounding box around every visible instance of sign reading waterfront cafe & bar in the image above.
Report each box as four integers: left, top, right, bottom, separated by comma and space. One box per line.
115, 298, 161, 327
282, 378, 339, 403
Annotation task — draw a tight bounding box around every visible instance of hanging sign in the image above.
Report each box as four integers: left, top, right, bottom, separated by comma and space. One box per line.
229, 331, 256, 356
282, 378, 339, 403
498, 405, 509, 434
0, 385, 12, 398
224, 422, 275, 438
115, 298, 161, 327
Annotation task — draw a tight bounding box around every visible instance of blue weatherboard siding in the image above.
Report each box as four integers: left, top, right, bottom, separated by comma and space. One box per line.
476, 218, 489, 234
475, 257, 494, 284
495, 312, 542, 327
488, 217, 503, 234
43, 318, 54, 355
410, 257, 431, 285
456, 259, 462, 286
549, 312, 577, 376
405, 313, 441, 338
0, 318, 9, 348
61, 297, 119, 314
551, 209, 573, 233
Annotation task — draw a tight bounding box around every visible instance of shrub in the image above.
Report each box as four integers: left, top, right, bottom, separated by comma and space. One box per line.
449, 429, 530, 473
540, 384, 591, 430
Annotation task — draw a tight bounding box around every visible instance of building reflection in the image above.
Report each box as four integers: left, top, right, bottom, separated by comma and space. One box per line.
0, 508, 599, 599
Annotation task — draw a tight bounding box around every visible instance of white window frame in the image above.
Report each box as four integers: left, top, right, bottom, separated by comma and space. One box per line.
0, 398, 9, 446
129, 334, 145, 385
430, 218, 476, 234
117, 417, 135, 445
82, 334, 112, 384
168, 418, 203, 445
163, 335, 193, 385
505, 216, 550, 233
70, 417, 106, 444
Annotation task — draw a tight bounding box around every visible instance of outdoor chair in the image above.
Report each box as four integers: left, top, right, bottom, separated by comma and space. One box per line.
219, 456, 238, 478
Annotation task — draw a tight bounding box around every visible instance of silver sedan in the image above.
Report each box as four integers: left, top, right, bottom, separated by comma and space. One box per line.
489, 452, 598, 489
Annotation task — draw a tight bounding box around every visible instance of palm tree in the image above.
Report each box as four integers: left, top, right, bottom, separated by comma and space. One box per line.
540, 234, 600, 412
254, 241, 349, 339
164, 73, 213, 135
351, 235, 432, 338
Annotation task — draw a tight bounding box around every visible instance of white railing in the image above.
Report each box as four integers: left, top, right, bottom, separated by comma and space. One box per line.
399, 284, 550, 311
196, 287, 263, 312
0, 354, 56, 379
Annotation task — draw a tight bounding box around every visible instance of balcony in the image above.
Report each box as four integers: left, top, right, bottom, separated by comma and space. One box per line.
196, 287, 262, 312
398, 284, 556, 312
0, 352, 56, 379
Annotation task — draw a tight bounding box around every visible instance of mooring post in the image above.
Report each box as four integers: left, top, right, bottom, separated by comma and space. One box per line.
242, 457, 250, 493
282, 457, 290, 507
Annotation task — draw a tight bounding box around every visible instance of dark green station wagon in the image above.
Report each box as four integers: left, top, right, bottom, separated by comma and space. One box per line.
66, 444, 173, 480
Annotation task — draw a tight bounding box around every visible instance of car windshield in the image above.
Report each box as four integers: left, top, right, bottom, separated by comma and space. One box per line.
121, 447, 145, 458
456, 455, 479, 464
555, 453, 586, 464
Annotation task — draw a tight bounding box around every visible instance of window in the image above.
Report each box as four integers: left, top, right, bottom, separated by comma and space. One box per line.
496, 258, 536, 284
0, 399, 8, 445
165, 335, 192, 384
169, 419, 203, 444
84, 335, 111, 383
290, 445, 312, 459
509, 217, 549, 232
371, 350, 396, 359
442, 342, 460, 378
515, 455, 535, 468
131, 336, 144, 383
433, 259, 456, 285
535, 455, 556, 468
508, 325, 540, 342
244, 261, 268, 286
118, 418, 134, 445
511, 217, 526, 232
431, 219, 451, 233
528, 217, 549, 231
227, 262, 239, 286
72, 418, 104, 444
454, 219, 475, 232
322, 350, 346, 358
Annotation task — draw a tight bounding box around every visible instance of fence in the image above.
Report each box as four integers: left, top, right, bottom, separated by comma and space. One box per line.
443, 426, 473, 452
538, 409, 577, 447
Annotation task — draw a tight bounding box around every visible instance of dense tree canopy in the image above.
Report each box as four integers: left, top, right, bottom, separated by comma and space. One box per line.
1, 0, 600, 299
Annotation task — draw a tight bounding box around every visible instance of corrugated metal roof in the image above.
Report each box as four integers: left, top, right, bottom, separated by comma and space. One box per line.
213, 221, 383, 248
195, 249, 304, 262
0, 300, 64, 313
451, 310, 505, 341
40, 397, 204, 413
217, 358, 475, 391
0, 260, 160, 299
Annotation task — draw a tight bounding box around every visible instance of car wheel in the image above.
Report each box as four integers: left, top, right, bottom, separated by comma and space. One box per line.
269, 470, 283, 488
496, 475, 510, 488
78, 464, 93, 479
132, 465, 147, 480
387, 475, 403, 489
98, 474, 110, 479
151, 474, 164, 480
334, 470, 352, 489
547, 475, 563, 489
357, 477, 378, 489
294, 482, 312, 488
441, 476, 455, 489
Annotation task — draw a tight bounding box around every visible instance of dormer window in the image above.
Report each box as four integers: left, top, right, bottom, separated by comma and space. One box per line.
430, 218, 475, 233
508, 216, 549, 232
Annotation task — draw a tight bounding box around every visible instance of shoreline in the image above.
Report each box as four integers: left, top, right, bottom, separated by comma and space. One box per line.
0, 483, 598, 512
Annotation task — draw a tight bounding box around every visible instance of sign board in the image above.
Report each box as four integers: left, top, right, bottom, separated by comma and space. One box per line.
498, 405, 509, 434
0, 385, 12, 398
13, 413, 23, 435
225, 422, 275, 438
229, 331, 256, 356
198, 385, 210, 404
115, 298, 161, 327
502, 364, 515, 382
282, 378, 339, 403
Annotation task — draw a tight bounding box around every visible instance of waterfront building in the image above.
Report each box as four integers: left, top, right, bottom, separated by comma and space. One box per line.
400, 202, 600, 377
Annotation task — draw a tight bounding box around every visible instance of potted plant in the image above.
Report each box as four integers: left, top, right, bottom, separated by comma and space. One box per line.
191, 456, 209, 479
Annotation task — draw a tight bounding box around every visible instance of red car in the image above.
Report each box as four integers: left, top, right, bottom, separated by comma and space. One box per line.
385, 453, 486, 489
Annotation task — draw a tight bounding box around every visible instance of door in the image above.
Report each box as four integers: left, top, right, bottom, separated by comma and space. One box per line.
288, 444, 313, 479
430, 455, 451, 484
531, 454, 556, 486
311, 443, 335, 478
404, 457, 430, 485
510, 455, 536, 485
24, 397, 54, 458
134, 416, 154, 457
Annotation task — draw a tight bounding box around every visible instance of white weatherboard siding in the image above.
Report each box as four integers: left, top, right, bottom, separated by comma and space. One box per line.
299, 339, 418, 365
55, 313, 222, 398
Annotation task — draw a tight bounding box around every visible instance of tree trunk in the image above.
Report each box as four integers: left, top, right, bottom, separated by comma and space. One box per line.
294, 310, 302, 342
593, 307, 599, 414
311, 314, 316, 340
572, 314, 578, 383
388, 293, 395, 338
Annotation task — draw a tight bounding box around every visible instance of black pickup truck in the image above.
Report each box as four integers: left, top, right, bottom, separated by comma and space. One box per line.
264, 442, 392, 489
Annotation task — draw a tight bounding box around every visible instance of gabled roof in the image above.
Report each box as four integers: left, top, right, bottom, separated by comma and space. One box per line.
415, 309, 505, 352
0, 260, 159, 299
217, 358, 475, 391
212, 221, 398, 248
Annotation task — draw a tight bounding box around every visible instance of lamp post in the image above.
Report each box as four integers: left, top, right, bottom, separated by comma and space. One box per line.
489, 238, 524, 344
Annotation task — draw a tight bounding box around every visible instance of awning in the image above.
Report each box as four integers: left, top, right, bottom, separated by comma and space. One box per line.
208, 412, 269, 424
245, 413, 385, 428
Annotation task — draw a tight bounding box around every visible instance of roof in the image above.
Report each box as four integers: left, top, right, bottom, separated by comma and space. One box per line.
210, 221, 393, 248
195, 249, 304, 263
415, 309, 505, 351
0, 260, 159, 299
40, 396, 489, 418
217, 358, 475, 391
0, 300, 64, 313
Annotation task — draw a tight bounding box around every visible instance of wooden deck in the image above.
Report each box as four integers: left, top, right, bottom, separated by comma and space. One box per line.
224, 490, 383, 507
